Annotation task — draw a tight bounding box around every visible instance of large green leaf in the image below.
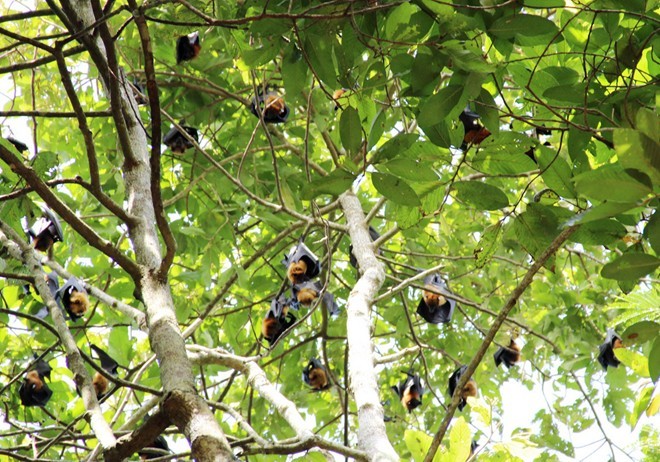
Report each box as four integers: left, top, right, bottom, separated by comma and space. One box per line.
601, 253, 660, 280
301, 169, 356, 199
417, 85, 466, 127
649, 337, 660, 382
490, 14, 560, 41
452, 181, 509, 210
371, 172, 421, 206
371, 133, 419, 164
620, 321, 660, 346
573, 164, 653, 203
340, 106, 362, 154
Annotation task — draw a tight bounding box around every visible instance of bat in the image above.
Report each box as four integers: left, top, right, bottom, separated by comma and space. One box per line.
416, 273, 456, 324
332, 88, 348, 110
132, 79, 148, 106
447, 365, 477, 411
493, 337, 521, 369
597, 328, 623, 370
291, 280, 340, 316
19, 356, 53, 407
302, 358, 330, 391
57, 277, 89, 321
261, 296, 296, 344
282, 240, 321, 283
138, 435, 170, 460
34, 272, 62, 319
176, 31, 201, 64
27, 207, 64, 252
250, 89, 290, 124
459, 107, 491, 151
349, 226, 381, 269
391, 372, 423, 413
6, 136, 28, 153
163, 124, 199, 154
90, 344, 119, 398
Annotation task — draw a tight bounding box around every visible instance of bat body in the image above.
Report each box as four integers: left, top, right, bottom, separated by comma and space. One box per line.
598, 328, 624, 370
163, 124, 199, 154
262, 296, 296, 344
19, 357, 53, 407
139, 435, 170, 460
332, 88, 348, 110
291, 280, 340, 316
250, 90, 289, 123
302, 358, 330, 391
282, 241, 321, 280
493, 338, 521, 368
176, 31, 200, 64
392, 372, 423, 412
27, 207, 63, 252
459, 108, 490, 151
448, 365, 478, 411
6, 136, 28, 152
90, 344, 119, 398
416, 273, 456, 324
58, 277, 89, 321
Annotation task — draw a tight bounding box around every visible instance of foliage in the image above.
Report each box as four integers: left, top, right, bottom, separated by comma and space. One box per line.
0, 0, 658, 461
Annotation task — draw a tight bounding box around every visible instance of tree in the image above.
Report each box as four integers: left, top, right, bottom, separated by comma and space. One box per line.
0, 1, 658, 461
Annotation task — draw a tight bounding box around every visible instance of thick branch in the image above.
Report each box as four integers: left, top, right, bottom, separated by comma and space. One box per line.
339, 190, 398, 461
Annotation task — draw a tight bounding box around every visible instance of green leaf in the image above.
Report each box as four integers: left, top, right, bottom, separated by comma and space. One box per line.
615, 348, 649, 377
513, 203, 560, 265
448, 417, 471, 462
614, 128, 660, 186
340, 106, 362, 154
489, 14, 560, 41
371, 172, 421, 206
630, 386, 653, 428
417, 85, 466, 127
523, 0, 565, 6
572, 164, 653, 203
303, 34, 336, 87
380, 158, 439, 182
537, 145, 576, 198
649, 337, 660, 382
452, 181, 509, 210
564, 201, 641, 225
371, 133, 419, 164
569, 219, 626, 245
385, 3, 433, 42
301, 169, 356, 199
620, 321, 660, 346
601, 253, 660, 281
474, 222, 503, 268
644, 210, 660, 254
543, 83, 586, 104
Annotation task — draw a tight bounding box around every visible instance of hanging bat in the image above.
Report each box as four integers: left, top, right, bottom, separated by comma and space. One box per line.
291, 280, 340, 316
90, 344, 119, 398
6, 136, 28, 153
57, 277, 89, 321
176, 31, 201, 64
19, 356, 53, 407
349, 226, 381, 269
302, 358, 331, 391
163, 124, 199, 154
332, 88, 348, 110
447, 365, 477, 411
417, 273, 456, 324
597, 328, 624, 370
261, 296, 296, 344
27, 207, 64, 252
391, 372, 424, 413
138, 435, 170, 460
494, 337, 521, 369
250, 89, 290, 123
459, 107, 491, 151
282, 240, 321, 284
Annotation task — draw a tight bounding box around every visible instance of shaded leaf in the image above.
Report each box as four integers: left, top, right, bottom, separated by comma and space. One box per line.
371, 172, 421, 206
452, 181, 509, 210
340, 106, 362, 154
601, 253, 660, 281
